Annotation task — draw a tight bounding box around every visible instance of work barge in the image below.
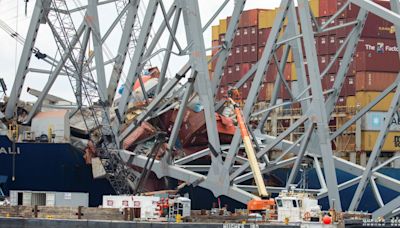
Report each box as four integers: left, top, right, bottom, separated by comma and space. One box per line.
0, 0, 400, 226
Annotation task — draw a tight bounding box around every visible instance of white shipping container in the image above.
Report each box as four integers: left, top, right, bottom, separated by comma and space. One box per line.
102, 195, 160, 220
10, 190, 88, 207
362, 111, 400, 131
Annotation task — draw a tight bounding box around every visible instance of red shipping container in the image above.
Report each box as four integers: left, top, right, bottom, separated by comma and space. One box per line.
217, 86, 227, 100
319, 0, 330, 17
328, 55, 339, 74
258, 28, 271, 47
338, 57, 357, 76
317, 36, 329, 55
355, 38, 400, 72
341, 0, 390, 19
318, 17, 337, 36
328, 0, 339, 17
240, 79, 252, 100
242, 26, 258, 45
264, 62, 279, 83
220, 68, 228, 86
322, 74, 353, 97
336, 18, 351, 38
258, 82, 267, 101
341, 75, 355, 96
279, 82, 292, 100
328, 35, 337, 54
232, 64, 242, 81
319, 55, 329, 73
362, 15, 395, 39
233, 28, 242, 47
212, 40, 220, 56
242, 45, 250, 63
240, 63, 251, 77
233, 46, 243, 64
335, 36, 346, 57
240, 9, 259, 27
249, 26, 258, 44
224, 64, 240, 85
284, 64, 293, 81
241, 27, 251, 45
219, 34, 225, 43
336, 97, 346, 106
322, 74, 335, 91
249, 44, 258, 62
227, 50, 234, 66
355, 71, 398, 91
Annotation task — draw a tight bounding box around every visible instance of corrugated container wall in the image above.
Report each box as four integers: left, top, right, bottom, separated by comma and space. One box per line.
355, 91, 395, 111
309, 0, 320, 17
219, 19, 227, 34
362, 111, 400, 131
258, 9, 276, 29
213, 1, 399, 104
355, 72, 397, 91
362, 131, 400, 152
212, 25, 219, 41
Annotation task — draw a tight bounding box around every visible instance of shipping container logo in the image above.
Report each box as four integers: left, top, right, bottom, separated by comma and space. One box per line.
376, 42, 384, 53
107, 200, 114, 206
378, 26, 396, 34
394, 136, 400, 148
372, 114, 380, 127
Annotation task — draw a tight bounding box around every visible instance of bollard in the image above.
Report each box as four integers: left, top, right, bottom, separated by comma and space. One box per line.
123, 208, 128, 221
129, 208, 134, 221
76, 206, 83, 219
32, 205, 40, 218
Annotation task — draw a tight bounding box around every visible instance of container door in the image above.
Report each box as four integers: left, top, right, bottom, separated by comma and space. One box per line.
46, 193, 55, 206
22, 192, 32, 206
9, 191, 18, 206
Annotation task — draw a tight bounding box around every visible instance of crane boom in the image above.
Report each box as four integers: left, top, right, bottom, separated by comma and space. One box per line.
233, 102, 268, 198
227, 89, 268, 198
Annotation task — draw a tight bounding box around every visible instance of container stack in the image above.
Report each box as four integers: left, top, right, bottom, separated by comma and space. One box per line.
210, 0, 400, 153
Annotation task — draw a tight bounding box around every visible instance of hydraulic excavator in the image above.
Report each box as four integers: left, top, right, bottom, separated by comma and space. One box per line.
227, 88, 275, 218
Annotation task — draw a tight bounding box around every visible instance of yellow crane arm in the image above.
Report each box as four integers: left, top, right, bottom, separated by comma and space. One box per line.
233, 103, 268, 198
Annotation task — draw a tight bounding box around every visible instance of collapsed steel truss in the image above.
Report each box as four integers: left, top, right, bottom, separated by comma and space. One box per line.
4, 0, 400, 219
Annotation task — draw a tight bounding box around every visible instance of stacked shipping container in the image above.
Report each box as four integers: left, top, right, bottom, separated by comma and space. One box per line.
210, 0, 400, 153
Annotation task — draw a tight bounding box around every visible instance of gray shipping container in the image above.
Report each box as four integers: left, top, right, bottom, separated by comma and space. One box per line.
362, 111, 400, 131
10, 190, 88, 207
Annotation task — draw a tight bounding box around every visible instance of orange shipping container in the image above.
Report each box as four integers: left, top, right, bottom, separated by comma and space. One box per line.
309, 0, 320, 18
355, 71, 397, 92
355, 91, 395, 111
346, 96, 356, 107
258, 9, 276, 29
212, 25, 219, 41
361, 131, 400, 152
219, 19, 227, 34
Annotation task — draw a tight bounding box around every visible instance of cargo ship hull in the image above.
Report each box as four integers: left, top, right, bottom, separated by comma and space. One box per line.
1, 135, 400, 211
0, 135, 114, 206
